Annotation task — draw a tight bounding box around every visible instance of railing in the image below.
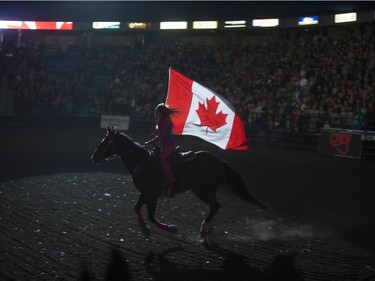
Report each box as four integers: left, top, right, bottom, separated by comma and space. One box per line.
0, 115, 101, 128
1, 114, 374, 160
248, 127, 375, 160
0, 100, 14, 116
248, 129, 320, 151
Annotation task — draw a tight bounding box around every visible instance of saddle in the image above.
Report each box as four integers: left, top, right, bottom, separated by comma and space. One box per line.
167, 146, 196, 164
151, 145, 196, 165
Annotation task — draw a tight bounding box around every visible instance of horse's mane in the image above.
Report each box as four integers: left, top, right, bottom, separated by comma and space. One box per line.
117, 132, 146, 151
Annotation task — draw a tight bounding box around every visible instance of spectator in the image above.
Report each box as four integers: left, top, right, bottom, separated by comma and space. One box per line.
3, 22, 374, 135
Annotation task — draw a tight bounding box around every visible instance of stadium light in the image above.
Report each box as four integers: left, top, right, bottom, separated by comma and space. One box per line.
0, 20, 73, 30
224, 20, 246, 28
298, 16, 319, 25
192, 21, 218, 29
160, 21, 187, 30
92, 22, 120, 29
335, 12, 357, 23
127, 22, 149, 29
252, 18, 279, 27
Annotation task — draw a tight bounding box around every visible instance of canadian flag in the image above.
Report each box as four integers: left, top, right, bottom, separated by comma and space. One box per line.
166, 68, 248, 150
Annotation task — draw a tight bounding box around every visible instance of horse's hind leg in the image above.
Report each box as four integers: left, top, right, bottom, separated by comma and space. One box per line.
135, 194, 151, 236
193, 190, 221, 237
146, 198, 178, 234
200, 201, 221, 237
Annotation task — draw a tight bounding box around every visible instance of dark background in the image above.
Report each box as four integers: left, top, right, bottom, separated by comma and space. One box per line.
1, 2, 375, 279
1, 1, 375, 21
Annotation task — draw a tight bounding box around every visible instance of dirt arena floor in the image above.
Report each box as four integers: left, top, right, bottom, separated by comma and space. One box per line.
1, 126, 375, 281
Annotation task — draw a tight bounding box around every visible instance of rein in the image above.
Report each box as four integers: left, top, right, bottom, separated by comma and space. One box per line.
102, 132, 152, 174
108, 144, 150, 161
119, 147, 144, 159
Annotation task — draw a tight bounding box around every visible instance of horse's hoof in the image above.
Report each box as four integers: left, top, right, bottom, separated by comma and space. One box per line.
200, 224, 213, 237
142, 225, 151, 236
200, 229, 212, 237
167, 225, 178, 234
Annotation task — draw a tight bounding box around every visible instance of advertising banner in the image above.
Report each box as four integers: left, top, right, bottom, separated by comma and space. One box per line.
319, 131, 362, 159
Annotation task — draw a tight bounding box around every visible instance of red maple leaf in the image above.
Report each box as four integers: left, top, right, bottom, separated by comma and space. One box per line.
196, 96, 228, 134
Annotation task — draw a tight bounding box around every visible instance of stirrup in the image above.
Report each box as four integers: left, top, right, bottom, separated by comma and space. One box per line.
166, 187, 174, 198
160, 182, 170, 198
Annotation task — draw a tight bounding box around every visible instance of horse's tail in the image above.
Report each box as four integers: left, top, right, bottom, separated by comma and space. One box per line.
223, 161, 267, 210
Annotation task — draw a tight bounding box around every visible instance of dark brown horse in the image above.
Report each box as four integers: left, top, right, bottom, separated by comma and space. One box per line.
91, 127, 266, 237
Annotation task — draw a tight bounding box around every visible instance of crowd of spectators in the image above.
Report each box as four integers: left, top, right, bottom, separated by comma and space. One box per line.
1, 22, 375, 133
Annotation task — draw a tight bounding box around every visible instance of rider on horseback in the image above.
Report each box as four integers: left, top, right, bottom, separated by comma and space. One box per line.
145, 103, 178, 198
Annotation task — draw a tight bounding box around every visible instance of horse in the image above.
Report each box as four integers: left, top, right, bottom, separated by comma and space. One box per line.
91, 127, 266, 237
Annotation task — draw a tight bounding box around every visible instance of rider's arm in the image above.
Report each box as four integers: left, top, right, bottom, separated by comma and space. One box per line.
145, 118, 168, 145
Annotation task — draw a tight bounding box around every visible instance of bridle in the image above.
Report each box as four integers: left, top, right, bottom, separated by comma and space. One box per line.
100, 133, 118, 161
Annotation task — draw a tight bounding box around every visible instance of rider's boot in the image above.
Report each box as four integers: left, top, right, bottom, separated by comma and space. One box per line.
166, 182, 175, 198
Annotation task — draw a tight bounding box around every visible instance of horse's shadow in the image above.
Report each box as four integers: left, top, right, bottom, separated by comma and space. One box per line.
78, 241, 303, 281
80, 248, 131, 281
145, 241, 304, 281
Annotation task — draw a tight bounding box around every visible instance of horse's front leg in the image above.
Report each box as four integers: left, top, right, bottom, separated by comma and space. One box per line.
135, 194, 151, 236
146, 198, 178, 234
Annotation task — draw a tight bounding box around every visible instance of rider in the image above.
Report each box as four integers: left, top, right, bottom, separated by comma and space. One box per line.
145, 103, 178, 198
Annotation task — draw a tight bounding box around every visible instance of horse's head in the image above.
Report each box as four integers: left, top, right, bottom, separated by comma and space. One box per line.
91, 127, 118, 164
92, 127, 149, 170
92, 126, 139, 164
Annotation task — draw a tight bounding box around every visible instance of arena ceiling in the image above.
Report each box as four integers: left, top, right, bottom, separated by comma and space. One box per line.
0, 1, 374, 22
